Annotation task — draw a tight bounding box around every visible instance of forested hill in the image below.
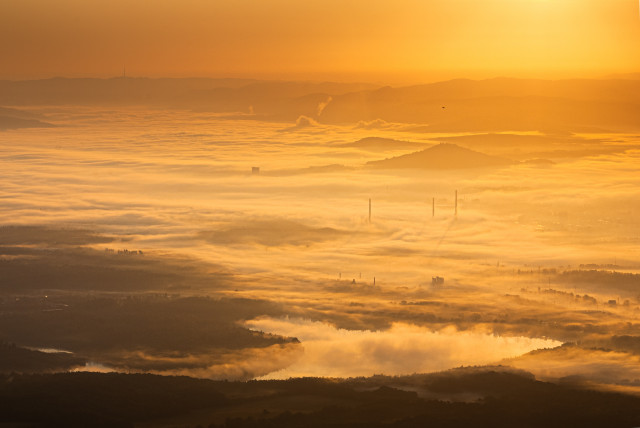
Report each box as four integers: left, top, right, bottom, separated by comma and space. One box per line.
1, 369, 639, 427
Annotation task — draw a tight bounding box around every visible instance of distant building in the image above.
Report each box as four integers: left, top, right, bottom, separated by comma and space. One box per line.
607, 299, 617, 306
252, 166, 260, 175
116, 249, 140, 255
432, 276, 444, 286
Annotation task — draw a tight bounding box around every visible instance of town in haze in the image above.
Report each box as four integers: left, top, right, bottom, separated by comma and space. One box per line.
1, 1, 640, 427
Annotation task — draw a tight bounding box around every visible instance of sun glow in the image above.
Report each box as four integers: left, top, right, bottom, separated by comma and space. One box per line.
1, 0, 638, 81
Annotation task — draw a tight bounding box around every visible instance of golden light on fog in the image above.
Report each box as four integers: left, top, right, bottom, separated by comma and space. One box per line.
1, 0, 640, 425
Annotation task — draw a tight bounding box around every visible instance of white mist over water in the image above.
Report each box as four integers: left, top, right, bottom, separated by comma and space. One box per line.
246, 317, 562, 379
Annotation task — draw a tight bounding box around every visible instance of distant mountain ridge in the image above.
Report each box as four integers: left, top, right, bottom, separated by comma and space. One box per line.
1, 77, 639, 131
338, 137, 428, 151
321, 78, 640, 132
0, 77, 377, 109
367, 143, 514, 170
0, 115, 54, 130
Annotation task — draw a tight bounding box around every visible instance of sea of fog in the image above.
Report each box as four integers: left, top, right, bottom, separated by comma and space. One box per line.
2, 107, 639, 380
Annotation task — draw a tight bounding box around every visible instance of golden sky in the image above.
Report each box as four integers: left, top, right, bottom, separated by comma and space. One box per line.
1, 0, 639, 82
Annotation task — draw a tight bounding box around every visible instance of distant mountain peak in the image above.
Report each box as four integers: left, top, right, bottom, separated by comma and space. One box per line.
339, 137, 427, 151
367, 143, 513, 170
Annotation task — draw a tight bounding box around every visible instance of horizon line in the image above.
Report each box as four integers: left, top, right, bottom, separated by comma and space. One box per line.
1, 72, 640, 87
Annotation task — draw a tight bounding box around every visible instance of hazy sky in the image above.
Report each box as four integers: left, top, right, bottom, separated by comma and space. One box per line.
1, 0, 639, 82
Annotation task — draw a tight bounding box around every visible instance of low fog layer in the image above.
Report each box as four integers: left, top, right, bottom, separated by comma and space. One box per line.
246, 317, 560, 379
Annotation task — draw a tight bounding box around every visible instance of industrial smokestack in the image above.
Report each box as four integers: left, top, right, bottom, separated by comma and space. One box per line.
455, 190, 458, 216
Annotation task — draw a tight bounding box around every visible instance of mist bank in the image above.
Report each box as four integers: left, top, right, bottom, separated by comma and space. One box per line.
245, 317, 561, 379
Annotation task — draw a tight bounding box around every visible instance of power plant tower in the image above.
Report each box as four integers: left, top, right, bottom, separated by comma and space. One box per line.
455, 190, 458, 216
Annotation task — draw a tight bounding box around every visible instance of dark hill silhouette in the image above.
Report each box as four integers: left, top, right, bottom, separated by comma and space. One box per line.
604, 72, 640, 80
0, 77, 258, 106
0, 78, 377, 112
339, 137, 428, 151
0, 106, 41, 119
437, 133, 587, 148
0, 342, 85, 373
367, 143, 514, 170
0, 115, 54, 130
320, 78, 640, 131
432, 133, 630, 160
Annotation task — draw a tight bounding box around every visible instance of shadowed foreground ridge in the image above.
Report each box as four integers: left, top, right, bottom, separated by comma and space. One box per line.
1, 369, 639, 428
